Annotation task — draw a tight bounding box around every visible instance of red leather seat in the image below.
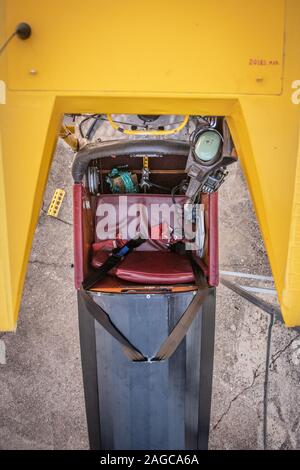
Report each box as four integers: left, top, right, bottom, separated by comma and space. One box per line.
92, 194, 195, 285
116, 251, 194, 284
91, 246, 194, 284
92, 244, 194, 284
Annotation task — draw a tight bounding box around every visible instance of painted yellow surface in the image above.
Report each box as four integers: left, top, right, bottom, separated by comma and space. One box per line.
5, 0, 285, 94
0, 0, 300, 329
47, 189, 65, 218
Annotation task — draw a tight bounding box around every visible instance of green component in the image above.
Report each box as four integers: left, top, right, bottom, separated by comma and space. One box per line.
106, 168, 138, 193
195, 130, 222, 162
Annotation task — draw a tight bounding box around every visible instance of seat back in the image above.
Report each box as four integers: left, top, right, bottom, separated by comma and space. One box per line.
95, 194, 188, 252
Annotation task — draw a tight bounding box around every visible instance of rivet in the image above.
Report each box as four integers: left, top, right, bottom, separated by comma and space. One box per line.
146, 294, 151, 299
256, 77, 264, 82
29, 69, 38, 75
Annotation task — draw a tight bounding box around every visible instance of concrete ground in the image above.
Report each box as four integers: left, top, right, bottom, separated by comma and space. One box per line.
0, 138, 299, 450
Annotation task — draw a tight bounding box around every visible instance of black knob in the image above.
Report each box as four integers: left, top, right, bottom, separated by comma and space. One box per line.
16, 23, 32, 40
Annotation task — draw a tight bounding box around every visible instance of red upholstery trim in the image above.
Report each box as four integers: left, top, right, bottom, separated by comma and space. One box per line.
73, 183, 84, 289
191, 255, 208, 277
91, 247, 109, 269
116, 252, 195, 284
208, 192, 219, 286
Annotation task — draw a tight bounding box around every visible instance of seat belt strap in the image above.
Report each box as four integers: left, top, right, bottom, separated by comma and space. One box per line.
80, 237, 147, 361
82, 238, 146, 290
78, 287, 147, 361
81, 237, 210, 362
152, 288, 208, 361
152, 255, 209, 361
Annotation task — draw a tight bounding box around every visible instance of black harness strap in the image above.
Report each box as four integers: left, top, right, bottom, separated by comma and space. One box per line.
80, 238, 147, 361
79, 287, 147, 362
152, 256, 209, 361
82, 238, 146, 290
81, 238, 210, 362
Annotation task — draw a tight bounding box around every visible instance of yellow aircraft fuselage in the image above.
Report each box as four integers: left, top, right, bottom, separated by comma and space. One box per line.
1, 0, 300, 329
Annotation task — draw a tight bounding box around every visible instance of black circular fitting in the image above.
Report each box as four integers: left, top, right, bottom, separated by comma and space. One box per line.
137, 115, 160, 123
16, 23, 32, 40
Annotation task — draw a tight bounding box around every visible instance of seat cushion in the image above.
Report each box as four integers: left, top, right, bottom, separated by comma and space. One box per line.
115, 251, 195, 284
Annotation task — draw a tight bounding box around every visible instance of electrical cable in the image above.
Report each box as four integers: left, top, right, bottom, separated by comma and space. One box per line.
78, 113, 186, 139
171, 183, 183, 204
147, 181, 170, 192
171, 179, 188, 204
0, 31, 17, 55
86, 116, 103, 140
79, 114, 100, 138
79, 114, 147, 138
0, 23, 32, 55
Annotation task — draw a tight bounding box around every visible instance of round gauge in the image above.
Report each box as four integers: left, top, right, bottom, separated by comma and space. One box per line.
194, 129, 222, 164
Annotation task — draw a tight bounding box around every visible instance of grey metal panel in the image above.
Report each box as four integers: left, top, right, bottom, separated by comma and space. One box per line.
77, 293, 101, 450
95, 317, 114, 449
93, 291, 208, 450
77, 289, 216, 449
99, 293, 170, 358
185, 310, 201, 449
